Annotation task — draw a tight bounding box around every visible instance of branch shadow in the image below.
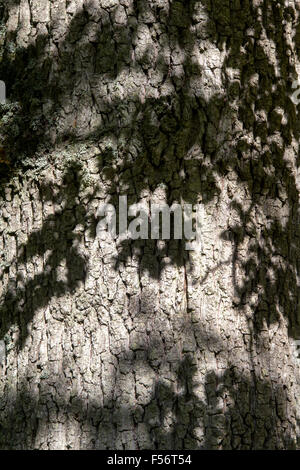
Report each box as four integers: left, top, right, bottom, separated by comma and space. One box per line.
0, 162, 95, 347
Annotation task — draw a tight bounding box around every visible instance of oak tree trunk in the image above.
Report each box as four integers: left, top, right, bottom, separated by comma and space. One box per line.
0, 0, 300, 449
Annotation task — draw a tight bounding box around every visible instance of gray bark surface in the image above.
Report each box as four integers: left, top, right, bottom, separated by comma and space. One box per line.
0, 0, 299, 449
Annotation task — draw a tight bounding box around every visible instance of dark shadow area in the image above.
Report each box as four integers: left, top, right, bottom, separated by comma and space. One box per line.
0, 162, 96, 347
0, 353, 297, 449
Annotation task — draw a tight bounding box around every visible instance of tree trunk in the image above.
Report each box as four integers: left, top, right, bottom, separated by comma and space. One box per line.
0, 0, 299, 450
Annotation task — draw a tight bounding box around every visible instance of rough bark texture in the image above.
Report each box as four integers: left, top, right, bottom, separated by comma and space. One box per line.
0, 0, 300, 450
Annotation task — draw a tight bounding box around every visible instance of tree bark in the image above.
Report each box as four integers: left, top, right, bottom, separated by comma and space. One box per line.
0, 0, 299, 449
